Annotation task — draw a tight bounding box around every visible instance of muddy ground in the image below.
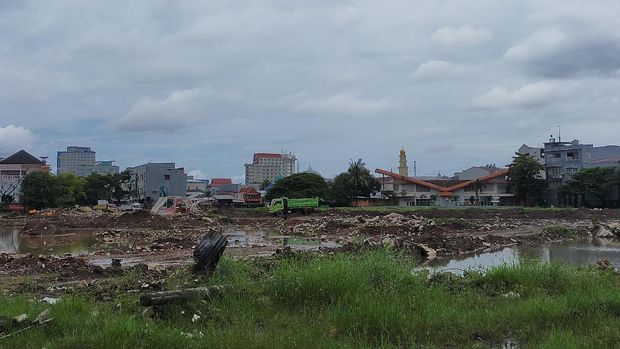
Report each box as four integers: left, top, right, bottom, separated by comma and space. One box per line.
1, 207, 620, 297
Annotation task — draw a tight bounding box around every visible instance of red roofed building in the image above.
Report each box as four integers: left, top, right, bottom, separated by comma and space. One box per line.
245, 152, 296, 189
234, 186, 262, 206
211, 178, 232, 186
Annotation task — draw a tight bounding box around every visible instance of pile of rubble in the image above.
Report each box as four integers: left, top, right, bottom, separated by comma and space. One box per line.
592, 222, 620, 238
0, 254, 105, 277
286, 213, 435, 237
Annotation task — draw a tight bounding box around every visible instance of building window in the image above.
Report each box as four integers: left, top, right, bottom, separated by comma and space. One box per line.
566, 152, 580, 160
164, 175, 170, 180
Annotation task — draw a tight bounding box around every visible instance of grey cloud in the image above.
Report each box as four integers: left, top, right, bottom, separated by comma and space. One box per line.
1, 1, 620, 179
505, 28, 620, 78
111, 87, 214, 133
432, 25, 491, 47
473, 81, 568, 109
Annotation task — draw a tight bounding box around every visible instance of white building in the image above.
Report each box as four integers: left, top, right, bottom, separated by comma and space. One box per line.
0, 150, 50, 203
244, 152, 296, 188
57, 146, 119, 176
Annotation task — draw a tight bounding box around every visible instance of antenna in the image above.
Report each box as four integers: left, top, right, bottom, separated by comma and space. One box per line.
557, 125, 561, 142
414, 161, 417, 177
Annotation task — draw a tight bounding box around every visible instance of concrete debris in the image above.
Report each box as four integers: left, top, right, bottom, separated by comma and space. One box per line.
42, 297, 59, 305
32, 309, 51, 324
13, 314, 28, 323
593, 224, 614, 238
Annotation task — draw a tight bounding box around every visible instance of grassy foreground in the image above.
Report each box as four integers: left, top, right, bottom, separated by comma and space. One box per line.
2, 251, 620, 348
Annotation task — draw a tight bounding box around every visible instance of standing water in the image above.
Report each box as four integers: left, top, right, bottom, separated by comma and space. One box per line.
0, 226, 96, 256
426, 238, 620, 273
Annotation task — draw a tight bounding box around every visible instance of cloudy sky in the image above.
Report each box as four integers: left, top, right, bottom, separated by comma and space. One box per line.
1, 1, 619, 181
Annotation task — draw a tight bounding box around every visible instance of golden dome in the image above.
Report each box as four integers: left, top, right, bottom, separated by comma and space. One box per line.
400, 147, 406, 155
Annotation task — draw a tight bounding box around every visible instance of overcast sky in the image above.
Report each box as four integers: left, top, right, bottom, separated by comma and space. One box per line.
1, 1, 619, 181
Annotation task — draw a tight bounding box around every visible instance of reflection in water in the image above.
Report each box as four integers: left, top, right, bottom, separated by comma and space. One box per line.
427, 239, 620, 273
0, 228, 20, 253
0, 227, 96, 256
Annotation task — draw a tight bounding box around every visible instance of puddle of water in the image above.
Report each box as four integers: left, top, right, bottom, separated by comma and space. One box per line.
426, 238, 620, 274
90, 256, 189, 268
0, 226, 97, 256
223, 228, 340, 250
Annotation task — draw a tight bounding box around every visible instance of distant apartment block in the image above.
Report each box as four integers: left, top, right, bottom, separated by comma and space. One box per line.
93, 161, 120, 175
0, 150, 50, 203
244, 152, 296, 187
521, 137, 620, 205
127, 163, 187, 201
57, 146, 119, 176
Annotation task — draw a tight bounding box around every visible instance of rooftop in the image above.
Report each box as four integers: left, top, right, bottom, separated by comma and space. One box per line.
0, 150, 45, 165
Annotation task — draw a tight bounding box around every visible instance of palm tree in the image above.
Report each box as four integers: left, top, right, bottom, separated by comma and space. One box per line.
452, 194, 461, 206
473, 179, 486, 205
346, 159, 379, 206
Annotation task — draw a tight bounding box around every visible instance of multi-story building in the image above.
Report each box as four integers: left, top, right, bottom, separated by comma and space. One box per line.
522, 137, 620, 205
543, 138, 593, 205
127, 163, 187, 201
57, 146, 119, 176
57, 146, 96, 176
93, 161, 120, 175
0, 150, 50, 203
244, 152, 296, 188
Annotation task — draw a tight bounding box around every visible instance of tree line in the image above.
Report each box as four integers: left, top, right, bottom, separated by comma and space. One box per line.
19, 171, 130, 209
265, 159, 380, 206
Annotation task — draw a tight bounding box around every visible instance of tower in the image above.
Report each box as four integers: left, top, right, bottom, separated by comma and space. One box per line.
398, 147, 409, 176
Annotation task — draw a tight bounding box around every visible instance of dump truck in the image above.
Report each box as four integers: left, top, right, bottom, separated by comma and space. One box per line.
268, 197, 320, 214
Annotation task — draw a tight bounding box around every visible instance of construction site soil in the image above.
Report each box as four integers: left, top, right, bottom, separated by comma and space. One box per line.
2, 208, 620, 297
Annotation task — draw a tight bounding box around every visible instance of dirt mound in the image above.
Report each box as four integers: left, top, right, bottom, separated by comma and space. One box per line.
0, 254, 105, 278
20, 210, 210, 234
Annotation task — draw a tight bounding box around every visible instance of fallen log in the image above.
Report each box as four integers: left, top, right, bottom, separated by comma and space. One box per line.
140, 286, 223, 306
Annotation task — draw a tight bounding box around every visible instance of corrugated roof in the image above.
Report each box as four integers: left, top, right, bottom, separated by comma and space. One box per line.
0, 150, 44, 165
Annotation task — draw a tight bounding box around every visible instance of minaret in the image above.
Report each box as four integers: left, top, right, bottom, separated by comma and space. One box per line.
398, 147, 409, 176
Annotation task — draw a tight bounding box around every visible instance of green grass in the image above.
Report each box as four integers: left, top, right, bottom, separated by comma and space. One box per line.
2, 251, 620, 348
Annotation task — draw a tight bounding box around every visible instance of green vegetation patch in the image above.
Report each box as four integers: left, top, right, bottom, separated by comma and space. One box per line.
2, 252, 620, 348
542, 224, 575, 237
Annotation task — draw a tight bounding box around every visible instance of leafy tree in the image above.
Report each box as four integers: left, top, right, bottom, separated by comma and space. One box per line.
55, 173, 87, 207
83, 172, 130, 204
259, 179, 272, 191
265, 173, 328, 202
111, 171, 131, 203
84, 173, 112, 204
20, 171, 59, 209
399, 189, 408, 197
507, 153, 547, 206
561, 167, 619, 208
328, 159, 380, 206
430, 194, 438, 206
452, 194, 461, 206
